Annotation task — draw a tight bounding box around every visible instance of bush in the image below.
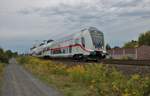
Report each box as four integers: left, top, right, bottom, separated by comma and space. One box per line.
17, 56, 29, 64
0, 48, 18, 63
0, 63, 5, 77
18, 57, 67, 75
0, 62, 5, 91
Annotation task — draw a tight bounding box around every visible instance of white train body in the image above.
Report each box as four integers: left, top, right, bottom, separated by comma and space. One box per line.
30, 27, 107, 60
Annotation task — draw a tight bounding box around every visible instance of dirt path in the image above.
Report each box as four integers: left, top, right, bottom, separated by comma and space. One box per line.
2, 59, 62, 96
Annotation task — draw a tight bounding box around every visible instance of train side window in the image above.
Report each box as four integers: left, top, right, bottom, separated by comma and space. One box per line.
66, 49, 67, 53
81, 37, 85, 48
66, 48, 68, 53
63, 49, 65, 53
51, 50, 53, 54
69, 45, 72, 53
75, 39, 79, 44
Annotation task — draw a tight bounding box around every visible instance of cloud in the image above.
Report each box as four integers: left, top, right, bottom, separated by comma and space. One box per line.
118, 8, 150, 18
111, 0, 142, 7
18, 0, 150, 24
0, 0, 150, 53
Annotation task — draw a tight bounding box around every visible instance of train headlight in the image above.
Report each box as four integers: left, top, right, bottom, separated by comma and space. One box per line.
102, 50, 107, 54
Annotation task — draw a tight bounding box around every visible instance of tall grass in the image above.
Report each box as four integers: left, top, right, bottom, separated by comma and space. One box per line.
18, 56, 150, 96
0, 62, 5, 94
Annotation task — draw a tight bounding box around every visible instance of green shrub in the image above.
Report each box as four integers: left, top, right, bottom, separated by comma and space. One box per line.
0, 62, 5, 92
17, 56, 30, 64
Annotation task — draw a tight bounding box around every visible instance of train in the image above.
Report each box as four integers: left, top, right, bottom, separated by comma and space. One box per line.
30, 27, 107, 61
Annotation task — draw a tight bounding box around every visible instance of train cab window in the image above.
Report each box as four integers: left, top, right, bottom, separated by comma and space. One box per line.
81, 37, 85, 48
90, 30, 104, 48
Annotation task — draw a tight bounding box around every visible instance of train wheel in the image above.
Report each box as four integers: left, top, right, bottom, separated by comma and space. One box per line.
96, 58, 101, 62
73, 54, 84, 61
102, 55, 106, 59
73, 55, 78, 61
83, 57, 88, 62
96, 55, 102, 62
43, 56, 50, 59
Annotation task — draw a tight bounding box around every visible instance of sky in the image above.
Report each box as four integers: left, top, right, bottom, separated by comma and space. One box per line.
0, 0, 150, 53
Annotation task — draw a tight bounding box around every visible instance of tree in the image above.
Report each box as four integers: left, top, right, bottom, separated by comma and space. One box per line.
106, 44, 111, 50
123, 40, 138, 48
5, 50, 13, 58
0, 48, 5, 61
0, 48, 3, 54
13, 52, 18, 57
0, 48, 9, 63
0, 48, 18, 63
138, 31, 150, 46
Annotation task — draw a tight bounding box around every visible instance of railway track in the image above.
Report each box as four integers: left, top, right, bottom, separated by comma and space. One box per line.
50, 58, 150, 66
101, 59, 150, 66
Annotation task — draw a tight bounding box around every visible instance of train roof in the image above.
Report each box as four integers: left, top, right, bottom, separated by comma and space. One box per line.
54, 33, 75, 43
55, 27, 103, 42
83, 27, 103, 34
47, 39, 54, 43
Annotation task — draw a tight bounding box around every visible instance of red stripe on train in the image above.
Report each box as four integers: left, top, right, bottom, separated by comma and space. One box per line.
48, 44, 90, 52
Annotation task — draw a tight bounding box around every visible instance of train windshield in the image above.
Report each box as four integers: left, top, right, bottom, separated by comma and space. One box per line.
90, 29, 104, 49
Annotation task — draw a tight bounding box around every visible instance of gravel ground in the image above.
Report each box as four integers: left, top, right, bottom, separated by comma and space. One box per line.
2, 59, 62, 96
107, 64, 150, 75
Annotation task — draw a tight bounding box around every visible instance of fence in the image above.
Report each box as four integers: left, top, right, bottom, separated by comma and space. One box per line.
108, 45, 150, 60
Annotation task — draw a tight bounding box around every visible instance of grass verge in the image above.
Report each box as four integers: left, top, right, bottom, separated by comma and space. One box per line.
0, 62, 5, 94
17, 56, 150, 96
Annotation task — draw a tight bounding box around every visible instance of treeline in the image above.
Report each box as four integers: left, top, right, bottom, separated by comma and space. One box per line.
0, 48, 18, 63
106, 30, 150, 50
123, 30, 150, 48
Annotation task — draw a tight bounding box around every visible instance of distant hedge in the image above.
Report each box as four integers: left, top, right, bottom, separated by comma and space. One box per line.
0, 48, 18, 63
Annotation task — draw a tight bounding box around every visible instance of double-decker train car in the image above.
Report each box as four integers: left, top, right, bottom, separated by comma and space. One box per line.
30, 40, 53, 56
30, 27, 107, 61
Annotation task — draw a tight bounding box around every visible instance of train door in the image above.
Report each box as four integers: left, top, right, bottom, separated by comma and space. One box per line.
75, 39, 80, 53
